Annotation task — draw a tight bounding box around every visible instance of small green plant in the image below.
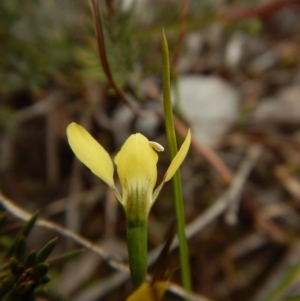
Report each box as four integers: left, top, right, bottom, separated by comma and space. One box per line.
0, 213, 64, 301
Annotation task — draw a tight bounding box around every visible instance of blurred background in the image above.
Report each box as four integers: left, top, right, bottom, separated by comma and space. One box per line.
1, 0, 300, 300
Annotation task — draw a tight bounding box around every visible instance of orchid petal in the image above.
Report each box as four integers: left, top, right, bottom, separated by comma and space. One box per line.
114, 133, 158, 209
164, 129, 191, 182
66, 122, 114, 187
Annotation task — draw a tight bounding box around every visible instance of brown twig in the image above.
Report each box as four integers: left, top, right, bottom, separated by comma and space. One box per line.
171, 0, 189, 70
273, 165, 300, 200
104, 0, 115, 17
243, 195, 288, 244
174, 117, 233, 184
89, 0, 145, 115
224, 145, 262, 224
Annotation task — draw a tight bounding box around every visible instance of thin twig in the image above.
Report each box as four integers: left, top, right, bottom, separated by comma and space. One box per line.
171, 0, 189, 70
174, 117, 233, 184
273, 165, 300, 200
89, 0, 144, 115
224, 145, 263, 225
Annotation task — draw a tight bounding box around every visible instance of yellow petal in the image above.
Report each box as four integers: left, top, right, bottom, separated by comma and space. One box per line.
164, 129, 191, 182
114, 133, 158, 200
66, 122, 114, 187
126, 281, 168, 301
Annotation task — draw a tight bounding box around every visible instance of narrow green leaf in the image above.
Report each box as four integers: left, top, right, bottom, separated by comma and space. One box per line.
161, 29, 192, 296
18, 212, 39, 238
15, 236, 26, 262
46, 249, 83, 265
36, 237, 58, 264
6, 212, 38, 258
24, 251, 37, 268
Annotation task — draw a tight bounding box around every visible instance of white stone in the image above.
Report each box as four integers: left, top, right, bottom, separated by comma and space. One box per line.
176, 76, 240, 146
252, 85, 300, 124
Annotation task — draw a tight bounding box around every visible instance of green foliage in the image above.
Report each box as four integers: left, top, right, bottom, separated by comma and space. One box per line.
6, 212, 38, 258
76, 0, 137, 89
0, 214, 60, 301
0, 0, 81, 93
161, 30, 192, 296
102, 0, 137, 74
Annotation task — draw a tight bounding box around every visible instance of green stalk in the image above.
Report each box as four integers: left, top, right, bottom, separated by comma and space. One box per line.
161, 30, 192, 295
127, 220, 147, 289
125, 188, 149, 289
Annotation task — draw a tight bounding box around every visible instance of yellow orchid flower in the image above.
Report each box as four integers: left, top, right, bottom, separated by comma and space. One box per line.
66, 122, 191, 216
66, 122, 191, 288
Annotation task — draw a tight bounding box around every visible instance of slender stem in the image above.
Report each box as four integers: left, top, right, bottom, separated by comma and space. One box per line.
161, 30, 192, 296
126, 220, 147, 289
125, 188, 149, 289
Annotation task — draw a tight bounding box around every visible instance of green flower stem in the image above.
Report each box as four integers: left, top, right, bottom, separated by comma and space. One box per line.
126, 220, 147, 289
125, 189, 149, 289
161, 29, 192, 295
